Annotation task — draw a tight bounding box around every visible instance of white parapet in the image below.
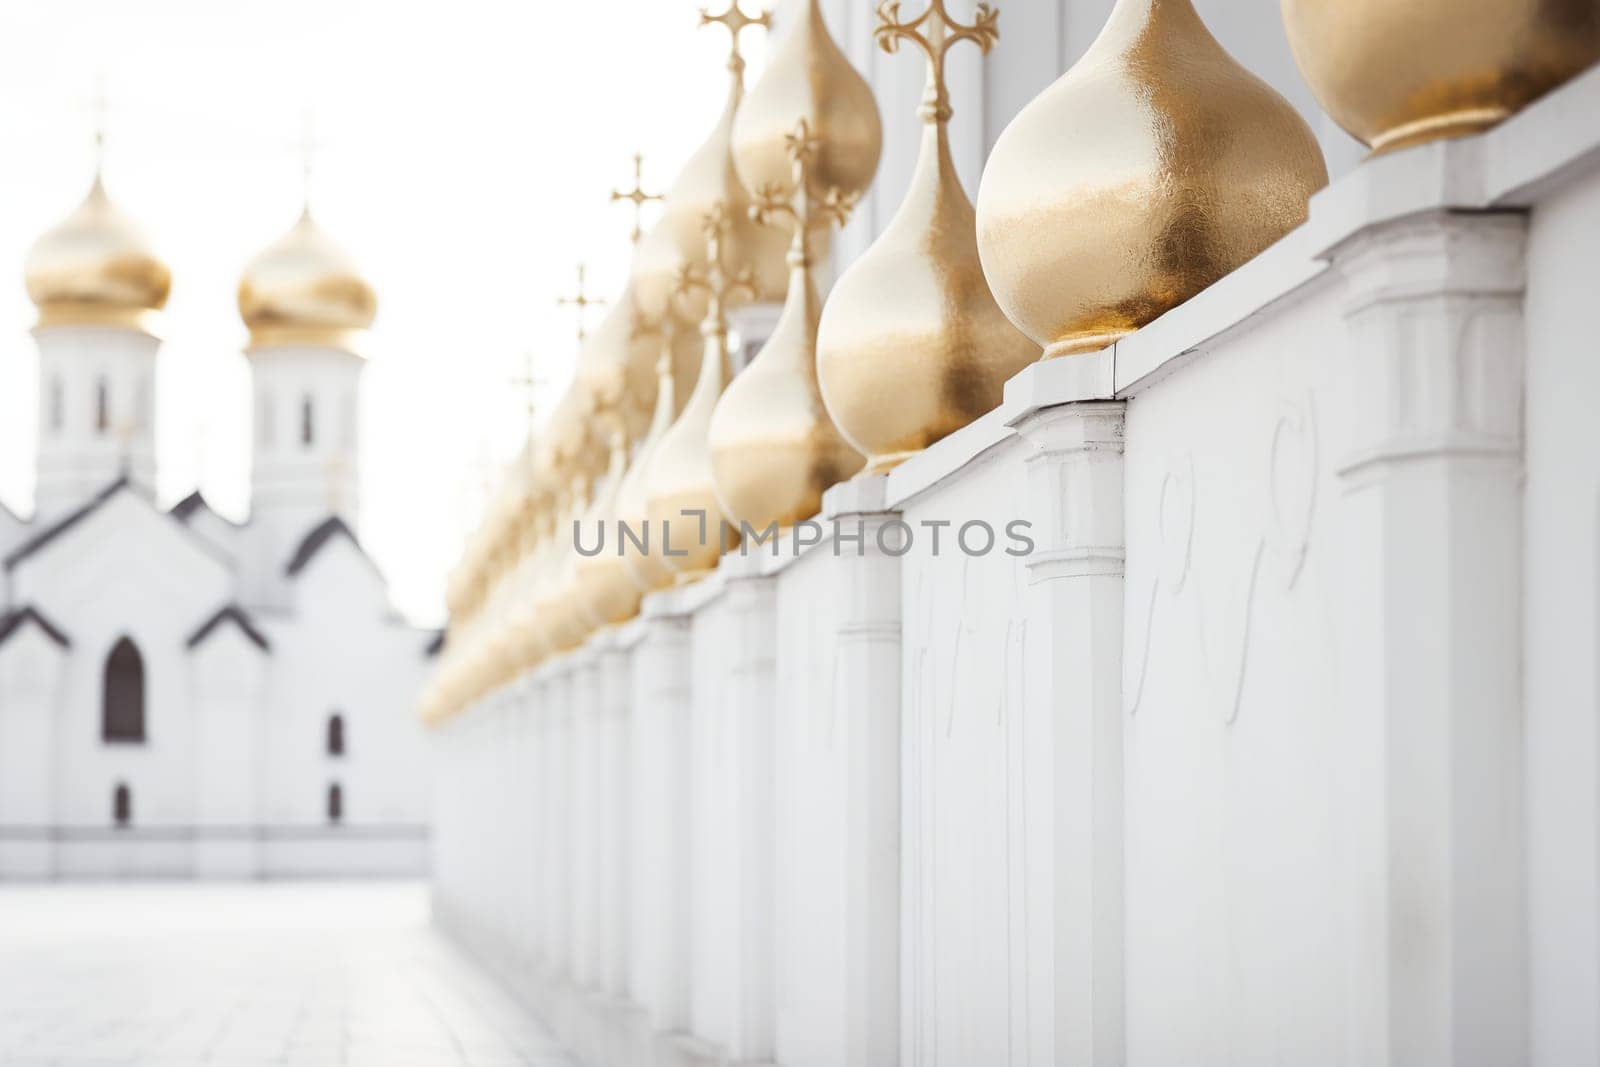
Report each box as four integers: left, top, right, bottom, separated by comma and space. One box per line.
426, 62, 1600, 1067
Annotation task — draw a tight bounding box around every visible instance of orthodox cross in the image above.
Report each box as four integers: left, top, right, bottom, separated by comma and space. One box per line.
88, 73, 109, 176
750, 119, 855, 270
555, 263, 605, 344
673, 202, 757, 355
700, 1, 771, 78
610, 153, 665, 245
875, 0, 1000, 123
508, 348, 548, 465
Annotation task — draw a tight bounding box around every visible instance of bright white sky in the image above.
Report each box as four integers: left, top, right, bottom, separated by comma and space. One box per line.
0, 0, 769, 625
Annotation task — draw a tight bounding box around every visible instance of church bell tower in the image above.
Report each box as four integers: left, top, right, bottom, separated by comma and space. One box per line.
23, 169, 171, 524
236, 201, 376, 603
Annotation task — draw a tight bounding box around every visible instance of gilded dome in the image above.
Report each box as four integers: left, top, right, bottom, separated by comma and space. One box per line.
976, 0, 1328, 358
731, 0, 883, 204
25, 176, 171, 331
238, 209, 377, 355
630, 33, 789, 328
1283, 0, 1600, 154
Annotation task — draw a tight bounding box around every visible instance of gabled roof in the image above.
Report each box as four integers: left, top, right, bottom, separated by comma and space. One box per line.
170, 490, 245, 528
3, 476, 135, 571
187, 603, 271, 653
0, 604, 71, 649
285, 515, 377, 578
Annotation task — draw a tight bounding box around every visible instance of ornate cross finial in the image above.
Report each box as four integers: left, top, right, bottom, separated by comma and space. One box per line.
611, 153, 665, 245
299, 109, 319, 212
875, 0, 1000, 124
750, 119, 856, 270
700, 1, 772, 75
673, 201, 758, 347
89, 73, 109, 178
508, 348, 548, 460
555, 263, 606, 344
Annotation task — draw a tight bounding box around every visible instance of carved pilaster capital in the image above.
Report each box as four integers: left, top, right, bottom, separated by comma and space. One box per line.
1332, 211, 1527, 478
1012, 401, 1127, 584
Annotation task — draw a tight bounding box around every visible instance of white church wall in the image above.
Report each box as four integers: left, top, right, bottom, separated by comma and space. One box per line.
1523, 173, 1600, 1065
12, 493, 230, 853
0, 622, 67, 878
1116, 275, 1348, 1064
895, 438, 1033, 1067
191, 621, 269, 879
271, 538, 428, 825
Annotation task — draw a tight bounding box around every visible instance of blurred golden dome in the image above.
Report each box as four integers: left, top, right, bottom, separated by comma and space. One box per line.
732, 0, 883, 205
238, 208, 377, 355
25, 176, 171, 332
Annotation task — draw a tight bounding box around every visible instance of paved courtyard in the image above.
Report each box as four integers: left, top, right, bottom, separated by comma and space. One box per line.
0, 882, 571, 1067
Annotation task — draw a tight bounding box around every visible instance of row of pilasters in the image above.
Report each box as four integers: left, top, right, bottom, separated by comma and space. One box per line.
430, 209, 1541, 1067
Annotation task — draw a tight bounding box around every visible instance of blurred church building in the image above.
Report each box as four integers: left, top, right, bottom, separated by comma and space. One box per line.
0, 163, 431, 879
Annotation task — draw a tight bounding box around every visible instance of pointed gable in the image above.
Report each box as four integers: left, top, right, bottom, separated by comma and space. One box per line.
187, 603, 271, 653
285, 516, 380, 579
0, 605, 71, 650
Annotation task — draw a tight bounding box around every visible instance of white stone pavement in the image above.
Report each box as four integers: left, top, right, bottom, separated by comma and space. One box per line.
0, 882, 573, 1067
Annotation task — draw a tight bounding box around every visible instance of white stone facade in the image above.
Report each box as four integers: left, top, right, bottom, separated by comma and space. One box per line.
0, 321, 432, 880
429, 11, 1600, 1067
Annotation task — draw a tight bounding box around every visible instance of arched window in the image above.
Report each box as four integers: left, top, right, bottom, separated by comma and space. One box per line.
49, 376, 63, 433
327, 713, 345, 757
95, 378, 110, 435
102, 637, 146, 744
113, 783, 132, 828
327, 783, 343, 825
301, 395, 315, 447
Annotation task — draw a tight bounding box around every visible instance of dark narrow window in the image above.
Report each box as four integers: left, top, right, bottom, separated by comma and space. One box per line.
301, 395, 315, 447
102, 637, 146, 743
327, 713, 345, 756
49, 376, 63, 433
327, 783, 343, 825
95, 378, 110, 435
113, 783, 132, 828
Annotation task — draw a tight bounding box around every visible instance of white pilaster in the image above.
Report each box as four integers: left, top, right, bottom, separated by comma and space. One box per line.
628, 608, 694, 1036
1011, 400, 1127, 1067
1331, 210, 1527, 1066
825, 476, 904, 1067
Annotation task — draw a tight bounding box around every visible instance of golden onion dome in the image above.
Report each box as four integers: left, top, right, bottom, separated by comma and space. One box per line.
1283, 0, 1600, 154
630, 24, 789, 328
975, 0, 1328, 359
238, 208, 377, 355
575, 286, 660, 445
732, 0, 883, 205
573, 418, 644, 629
618, 348, 682, 595
645, 331, 737, 582
710, 125, 864, 530
818, 3, 1038, 475
25, 175, 172, 331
